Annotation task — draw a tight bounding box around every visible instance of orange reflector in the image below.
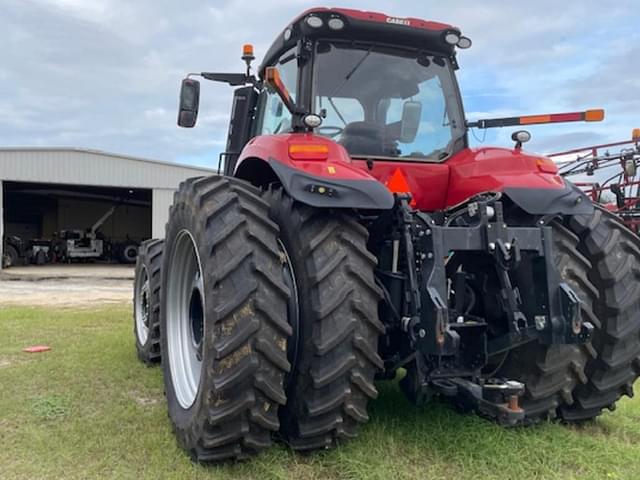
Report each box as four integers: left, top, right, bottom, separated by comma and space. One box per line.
536, 158, 559, 174
584, 109, 604, 122
265, 66, 292, 105
242, 44, 254, 57
520, 114, 551, 125
288, 143, 329, 160
385, 169, 416, 206
265, 66, 280, 84
633, 128, 640, 141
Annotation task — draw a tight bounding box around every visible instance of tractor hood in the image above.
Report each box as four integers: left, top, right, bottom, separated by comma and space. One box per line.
352, 146, 592, 215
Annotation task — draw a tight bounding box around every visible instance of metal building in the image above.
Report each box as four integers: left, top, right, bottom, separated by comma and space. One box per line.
0, 147, 215, 267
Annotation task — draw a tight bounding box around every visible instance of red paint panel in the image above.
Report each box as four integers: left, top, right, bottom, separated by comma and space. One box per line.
293, 7, 453, 32
445, 147, 565, 208
333, 8, 453, 31
237, 133, 375, 181
351, 159, 450, 211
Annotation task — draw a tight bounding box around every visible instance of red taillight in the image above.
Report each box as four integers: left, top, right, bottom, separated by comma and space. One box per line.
288, 143, 329, 160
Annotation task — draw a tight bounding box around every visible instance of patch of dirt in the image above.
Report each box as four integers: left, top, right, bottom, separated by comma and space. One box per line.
0, 278, 132, 307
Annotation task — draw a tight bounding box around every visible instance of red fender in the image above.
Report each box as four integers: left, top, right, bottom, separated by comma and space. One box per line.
235, 133, 394, 209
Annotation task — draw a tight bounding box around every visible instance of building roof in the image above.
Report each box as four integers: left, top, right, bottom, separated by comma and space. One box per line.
0, 147, 217, 190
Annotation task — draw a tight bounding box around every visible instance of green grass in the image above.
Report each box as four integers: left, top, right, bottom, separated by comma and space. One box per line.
1, 305, 639, 479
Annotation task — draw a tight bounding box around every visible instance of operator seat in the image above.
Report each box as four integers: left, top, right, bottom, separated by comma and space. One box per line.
339, 121, 388, 157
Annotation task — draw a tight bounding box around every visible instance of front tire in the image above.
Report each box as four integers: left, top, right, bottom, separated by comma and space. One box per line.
161, 176, 291, 462
133, 239, 164, 364
3, 244, 19, 268
264, 188, 384, 451
121, 243, 139, 264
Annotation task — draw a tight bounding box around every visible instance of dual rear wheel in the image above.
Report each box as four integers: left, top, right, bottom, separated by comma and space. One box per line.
493, 209, 640, 422
157, 177, 380, 461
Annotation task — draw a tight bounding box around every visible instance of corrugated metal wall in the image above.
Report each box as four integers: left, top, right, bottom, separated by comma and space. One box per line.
0, 148, 214, 189
152, 189, 176, 239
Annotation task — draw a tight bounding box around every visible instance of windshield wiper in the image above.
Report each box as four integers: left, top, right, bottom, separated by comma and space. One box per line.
329, 45, 374, 98
328, 97, 348, 126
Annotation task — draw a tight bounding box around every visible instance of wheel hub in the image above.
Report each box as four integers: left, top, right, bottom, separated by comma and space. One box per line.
278, 240, 300, 386
189, 282, 204, 361
134, 265, 150, 344
166, 230, 205, 409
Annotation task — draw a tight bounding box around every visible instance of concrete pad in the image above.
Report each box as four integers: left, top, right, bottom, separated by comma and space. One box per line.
0, 277, 133, 307
0, 265, 135, 307
0, 264, 134, 281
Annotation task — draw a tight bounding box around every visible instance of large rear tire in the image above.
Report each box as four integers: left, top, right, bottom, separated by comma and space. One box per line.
161, 176, 291, 462
560, 208, 640, 420
134, 239, 164, 365
263, 188, 384, 451
493, 220, 598, 422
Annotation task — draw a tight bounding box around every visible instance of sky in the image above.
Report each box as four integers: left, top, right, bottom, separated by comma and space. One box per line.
1, 0, 638, 168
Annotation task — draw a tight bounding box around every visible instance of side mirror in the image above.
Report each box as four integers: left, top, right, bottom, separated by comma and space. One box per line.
177, 78, 200, 128
399, 101, 422, 143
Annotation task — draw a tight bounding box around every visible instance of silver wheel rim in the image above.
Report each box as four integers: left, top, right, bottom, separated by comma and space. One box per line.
134, 265, 150, 345
166, 230, 205, 409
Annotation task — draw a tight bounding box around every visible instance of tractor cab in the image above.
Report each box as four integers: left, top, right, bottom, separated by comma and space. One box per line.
178, 8, 472, 174
253, 8, 469, 163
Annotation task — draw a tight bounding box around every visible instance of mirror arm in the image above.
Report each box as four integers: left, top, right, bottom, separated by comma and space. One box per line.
191, 72, 256, 86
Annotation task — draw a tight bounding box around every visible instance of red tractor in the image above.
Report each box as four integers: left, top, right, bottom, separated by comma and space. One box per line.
133, 8, 640, 462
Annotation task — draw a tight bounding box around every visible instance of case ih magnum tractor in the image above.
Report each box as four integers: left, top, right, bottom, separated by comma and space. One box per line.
133, 8, 640, 462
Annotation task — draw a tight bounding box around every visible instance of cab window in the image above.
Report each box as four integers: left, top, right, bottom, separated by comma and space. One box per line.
257, 49, 298, 135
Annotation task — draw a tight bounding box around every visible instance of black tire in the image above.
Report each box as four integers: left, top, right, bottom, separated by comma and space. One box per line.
133, 239, 164, 365
263, 188, 384, 451
35, 249, 47, 265
3, 245, 19, 268
161, 176, 291, 462
560, 208, 640, 420
494, 220, 598, 421
121, 243, 139, 264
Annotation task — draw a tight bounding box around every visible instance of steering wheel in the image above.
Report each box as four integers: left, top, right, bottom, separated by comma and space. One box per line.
317, 126, 343, 138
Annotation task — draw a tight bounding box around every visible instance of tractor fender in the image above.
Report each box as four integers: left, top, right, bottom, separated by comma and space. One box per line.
502, 182, 594, 216
445, 147, 594, 216
234, 134, 394, 210
266, 159, 394, 209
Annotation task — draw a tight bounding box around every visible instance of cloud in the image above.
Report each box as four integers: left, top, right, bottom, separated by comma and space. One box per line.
0, 0, 637, 165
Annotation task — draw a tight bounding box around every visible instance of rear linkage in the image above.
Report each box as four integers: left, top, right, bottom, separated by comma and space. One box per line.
376, 195, 593, 425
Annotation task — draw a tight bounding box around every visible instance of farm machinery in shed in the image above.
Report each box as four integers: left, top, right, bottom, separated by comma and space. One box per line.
133, 7, 640, 462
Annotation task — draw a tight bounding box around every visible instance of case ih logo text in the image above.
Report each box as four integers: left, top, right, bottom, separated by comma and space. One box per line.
386, 17, 410, 26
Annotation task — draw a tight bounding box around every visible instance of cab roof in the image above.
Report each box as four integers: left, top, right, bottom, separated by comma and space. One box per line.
259, 7, 462, 75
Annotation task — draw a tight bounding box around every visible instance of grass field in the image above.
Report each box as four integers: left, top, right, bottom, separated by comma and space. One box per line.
1, 305, 640, 479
